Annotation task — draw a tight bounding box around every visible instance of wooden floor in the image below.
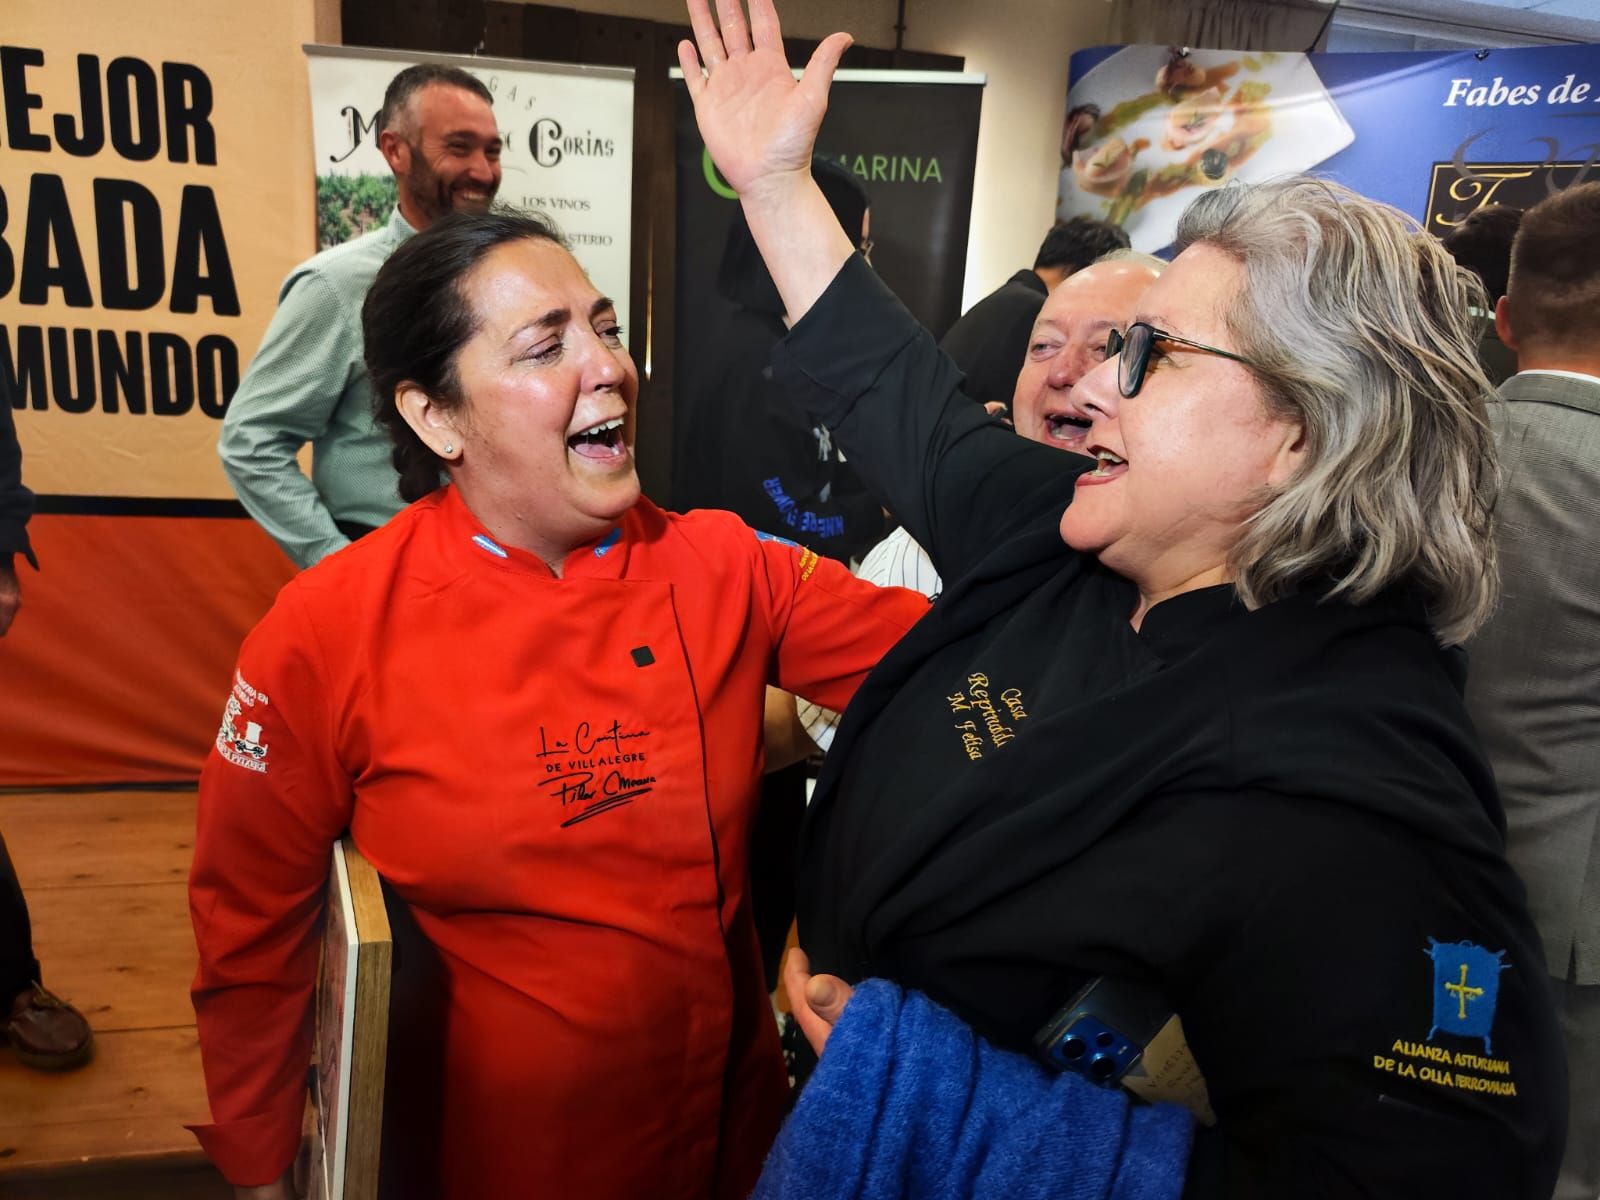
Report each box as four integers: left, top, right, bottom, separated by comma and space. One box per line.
0, 788, 231, 1198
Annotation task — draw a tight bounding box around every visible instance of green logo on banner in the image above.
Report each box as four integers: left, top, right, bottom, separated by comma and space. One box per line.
702, 147, 739, 200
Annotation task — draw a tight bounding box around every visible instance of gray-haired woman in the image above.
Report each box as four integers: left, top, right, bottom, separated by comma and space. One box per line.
680, 1, 1566, 1196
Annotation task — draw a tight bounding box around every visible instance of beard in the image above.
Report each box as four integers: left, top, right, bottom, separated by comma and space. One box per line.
402, 143, 497, 225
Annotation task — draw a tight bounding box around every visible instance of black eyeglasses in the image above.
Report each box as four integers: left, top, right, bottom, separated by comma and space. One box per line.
1104, 322, 1254, 398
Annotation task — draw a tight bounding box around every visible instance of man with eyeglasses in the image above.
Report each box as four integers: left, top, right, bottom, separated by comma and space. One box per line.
796, 251, 1162, 751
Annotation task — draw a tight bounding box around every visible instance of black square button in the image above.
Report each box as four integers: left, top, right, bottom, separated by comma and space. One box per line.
630, 646, 655, 668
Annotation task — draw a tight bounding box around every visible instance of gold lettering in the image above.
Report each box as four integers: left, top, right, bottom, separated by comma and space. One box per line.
1435, 169, 1534, 227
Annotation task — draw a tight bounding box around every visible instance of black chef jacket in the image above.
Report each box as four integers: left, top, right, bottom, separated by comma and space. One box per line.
771, 255, 1566, 1200
674, 303, 885, 565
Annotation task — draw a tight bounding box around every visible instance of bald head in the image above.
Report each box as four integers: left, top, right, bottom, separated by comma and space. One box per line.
1011, 259, 1161, 454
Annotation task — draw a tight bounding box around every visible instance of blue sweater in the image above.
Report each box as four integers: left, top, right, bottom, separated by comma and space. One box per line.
755, 980, 1193, 1200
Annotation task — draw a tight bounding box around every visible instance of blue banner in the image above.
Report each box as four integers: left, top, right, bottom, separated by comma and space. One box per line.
1058, 42, 1600, 251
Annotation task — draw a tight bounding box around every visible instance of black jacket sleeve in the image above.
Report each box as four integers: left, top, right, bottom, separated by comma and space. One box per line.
1180, 796, 1565, 1200
677, 307, 885, 563
939, 276, 1048, 408
0, 375, 37, 570
769, 255, 1084, 584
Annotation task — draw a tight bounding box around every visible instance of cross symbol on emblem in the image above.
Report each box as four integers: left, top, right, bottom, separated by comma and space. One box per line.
1426, 938, 1507, 1053
1444, 963, 1485, 1021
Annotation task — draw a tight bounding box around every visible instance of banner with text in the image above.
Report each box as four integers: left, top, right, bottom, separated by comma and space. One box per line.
2, 26, 289, 500
1, 0, 323, 786
1058, 42, 1600, 251
306, 45, 635, 338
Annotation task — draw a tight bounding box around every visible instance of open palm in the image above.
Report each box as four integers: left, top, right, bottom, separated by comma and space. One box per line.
678, 0, 851, 198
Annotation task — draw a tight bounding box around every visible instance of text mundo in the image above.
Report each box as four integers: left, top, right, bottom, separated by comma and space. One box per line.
1, 47, 242, 420
1445, 73, 1596, 108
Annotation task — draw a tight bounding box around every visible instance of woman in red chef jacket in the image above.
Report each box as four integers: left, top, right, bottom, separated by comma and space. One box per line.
188, 211, 928, 1200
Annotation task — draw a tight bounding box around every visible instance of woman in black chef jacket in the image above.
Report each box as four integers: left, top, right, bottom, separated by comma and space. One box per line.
678, 2, 1566, 1196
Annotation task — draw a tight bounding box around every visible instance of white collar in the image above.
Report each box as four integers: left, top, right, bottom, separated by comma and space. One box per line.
1515, 369, 1600, 387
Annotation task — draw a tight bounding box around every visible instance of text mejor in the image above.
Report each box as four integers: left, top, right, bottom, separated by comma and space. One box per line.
2, 48, 242, 419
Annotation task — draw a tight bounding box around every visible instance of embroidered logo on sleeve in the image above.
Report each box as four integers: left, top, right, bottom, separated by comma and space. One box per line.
753, 528, 819, 581
1370, 936, 1518, 1099
1426, 938, 1509, 1054
215, 670, 271, 773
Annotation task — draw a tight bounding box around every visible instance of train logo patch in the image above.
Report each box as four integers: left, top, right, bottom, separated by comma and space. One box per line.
216, 670, 271, 774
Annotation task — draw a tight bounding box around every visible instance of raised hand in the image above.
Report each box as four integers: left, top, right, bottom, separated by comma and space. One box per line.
678, 0, 851, 202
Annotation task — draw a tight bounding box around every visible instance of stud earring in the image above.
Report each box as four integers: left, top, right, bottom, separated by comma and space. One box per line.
443, 442, 454, 454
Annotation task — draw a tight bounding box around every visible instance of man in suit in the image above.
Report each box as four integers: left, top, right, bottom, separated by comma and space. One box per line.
1466, 182, 1600, 1200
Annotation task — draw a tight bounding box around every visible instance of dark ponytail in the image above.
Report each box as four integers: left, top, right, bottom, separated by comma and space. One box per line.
363, 210, 567, 502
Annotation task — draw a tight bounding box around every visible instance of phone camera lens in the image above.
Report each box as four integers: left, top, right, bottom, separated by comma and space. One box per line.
1061, 1035, 1086, 1062
1095, 1031, 1116, 1048
1089, 1053, 1117, 1083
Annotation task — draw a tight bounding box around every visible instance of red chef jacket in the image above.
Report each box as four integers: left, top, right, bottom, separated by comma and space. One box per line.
189, 485, 928, 1197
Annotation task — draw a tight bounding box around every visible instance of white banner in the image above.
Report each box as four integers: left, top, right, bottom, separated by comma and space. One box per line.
304, 44, 634, 337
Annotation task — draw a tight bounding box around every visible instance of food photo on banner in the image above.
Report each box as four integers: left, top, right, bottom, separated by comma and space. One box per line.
305, 44, 635, 336
669, 69, 981, 556
1058, 40, 1600, 251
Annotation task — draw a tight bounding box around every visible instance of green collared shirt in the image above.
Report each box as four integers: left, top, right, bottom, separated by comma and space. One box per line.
219, 208, 416, 567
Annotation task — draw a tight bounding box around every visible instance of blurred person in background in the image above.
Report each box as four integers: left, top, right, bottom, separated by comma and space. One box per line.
1440, 203, 1523, 386
0, 382, 93, 1073
219, 64, 502, 568
1467, 181, 1600, 1200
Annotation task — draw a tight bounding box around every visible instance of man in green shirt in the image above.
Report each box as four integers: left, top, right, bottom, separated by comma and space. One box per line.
220, 64, 502, 567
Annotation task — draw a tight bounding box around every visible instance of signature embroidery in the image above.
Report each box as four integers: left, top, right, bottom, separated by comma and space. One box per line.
537, 719, 654, 827
946, 672, 1029, 759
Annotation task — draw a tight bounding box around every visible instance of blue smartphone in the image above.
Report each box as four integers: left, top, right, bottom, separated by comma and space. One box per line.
1032, 976, 1173, 1086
